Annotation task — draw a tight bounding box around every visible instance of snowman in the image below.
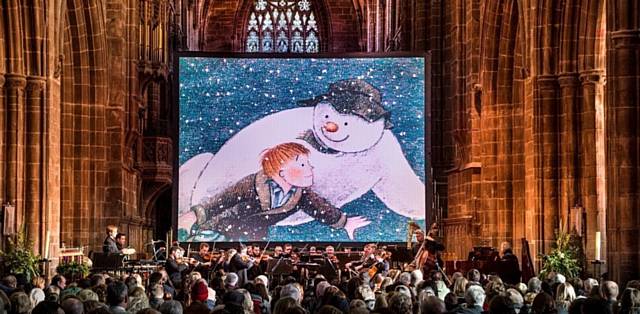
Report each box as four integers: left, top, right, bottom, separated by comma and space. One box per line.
179, 79, 425, 231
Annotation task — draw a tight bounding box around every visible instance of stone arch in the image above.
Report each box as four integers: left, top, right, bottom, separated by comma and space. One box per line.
59, 0, 108, 248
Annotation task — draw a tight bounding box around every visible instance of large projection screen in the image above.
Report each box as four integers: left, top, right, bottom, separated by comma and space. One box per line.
177, 54, 428, 242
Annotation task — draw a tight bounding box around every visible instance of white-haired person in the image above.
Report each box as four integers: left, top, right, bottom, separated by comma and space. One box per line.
457, 285, 485, 314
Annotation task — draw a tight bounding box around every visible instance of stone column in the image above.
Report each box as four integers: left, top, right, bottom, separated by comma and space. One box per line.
3, 74, 27, 233
24, 77, 46, 252
579, 70, 606, 262
0, 74, 5, 207
557, 73, 580, 229
534, 75, 560, 254
606, 14, 640, 283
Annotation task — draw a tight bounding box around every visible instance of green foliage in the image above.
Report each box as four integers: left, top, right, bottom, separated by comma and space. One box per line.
56, 260, 90, 280
0, 232, 41, 281
539, 230, 582, 279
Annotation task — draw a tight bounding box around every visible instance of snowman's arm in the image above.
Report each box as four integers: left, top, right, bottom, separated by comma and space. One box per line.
371, 133, 426, 219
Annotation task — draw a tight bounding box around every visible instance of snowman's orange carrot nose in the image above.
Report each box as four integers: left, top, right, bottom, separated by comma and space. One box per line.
324, 121, 339, 132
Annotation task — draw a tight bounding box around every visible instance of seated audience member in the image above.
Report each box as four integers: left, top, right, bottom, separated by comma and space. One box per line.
421, 295, 447, 314
10, 291, 32, 314
619, 288, 640, 314
531, 292, 556, 314
106, 281, 128, 314
456, 285, 485, 314
158, 300, 184, 314
60, 296, 84, 314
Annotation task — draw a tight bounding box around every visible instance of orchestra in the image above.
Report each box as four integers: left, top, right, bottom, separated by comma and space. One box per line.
90, 224, 460, 285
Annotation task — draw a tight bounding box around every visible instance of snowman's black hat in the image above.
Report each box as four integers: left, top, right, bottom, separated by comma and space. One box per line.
298, 79, 393, 129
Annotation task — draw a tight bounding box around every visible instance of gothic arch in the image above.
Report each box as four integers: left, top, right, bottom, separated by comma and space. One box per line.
59, 0, 108, 247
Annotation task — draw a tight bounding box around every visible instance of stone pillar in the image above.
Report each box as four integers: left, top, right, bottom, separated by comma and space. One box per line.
534, 75, 560, 253
579, 70, 606, 262
0, 74, 5, 208
606, 10, 640, 283
3, 74, 26, 233
557, 73, 580, 229
24, 77, 46, 252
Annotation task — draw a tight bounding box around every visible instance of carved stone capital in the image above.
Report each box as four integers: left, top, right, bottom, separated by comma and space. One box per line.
557, 73, 579, 88
579, 70, 605, 86
535, 74, 558, 90
26, 77, 47, 95
610, 29, 640, 48
3, 74, 27, 90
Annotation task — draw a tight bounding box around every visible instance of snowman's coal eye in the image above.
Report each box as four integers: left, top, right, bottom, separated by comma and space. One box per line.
344, 122, 348, 126
325, 115, 329, 119
301, 164, 305, 167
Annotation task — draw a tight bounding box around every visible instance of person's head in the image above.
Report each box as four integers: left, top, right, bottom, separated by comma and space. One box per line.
168, 246, 183, 258
556, 282, 576, 304
90, 274, 105, 287
150, 284, 164, 299
420, 295, 446, 314
158, 300, 183, 314
281, 283, 302, 303
601, 281, 619, 301
388, 292, 413, 314
255, 275, 269, 290
191, 280, 208, 303
224, 273, 238, 290
531, 292, 555, 314
31, 300, 63, 314
620, 288, 640, 310
500, 241, 512, 255
467, 269, 481, 283
51, 274, 66, 290
489, 295, 516, 314
325, 246, 335, 255
527, 277, 542, 293
106, 225, 118, 237
506, 288, 524, 312
60, 296, 83, 314
364, 243, 377, 255
77, 289, 99, 302
465, 285, 486, 307
415, 229, 425, 242
261, 143, 313, 188
274, 246, 283, 256
252, 246, 260, 256
106, 281, 128, 307
273, 297, 300, 313
10, 292, 32, 314
284, 244, 293, 254
584, 278, 599, 295
453, 276, 468, 297
32, 276, 46, 289
115, 233, 126, 246
198, 243, 209, 255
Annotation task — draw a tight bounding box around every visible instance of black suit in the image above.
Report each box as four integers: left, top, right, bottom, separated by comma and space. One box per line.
103, 236, 119, 254
165, 258, 189, 287
227, 253, 252, 273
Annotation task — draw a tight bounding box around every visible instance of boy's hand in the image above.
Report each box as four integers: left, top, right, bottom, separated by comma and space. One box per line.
344, 216, 371, 240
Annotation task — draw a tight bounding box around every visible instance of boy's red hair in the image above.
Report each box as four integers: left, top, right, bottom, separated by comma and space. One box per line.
261, 143, 310, 177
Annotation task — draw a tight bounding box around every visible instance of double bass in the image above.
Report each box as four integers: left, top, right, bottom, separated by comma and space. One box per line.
407, 222, 451, 285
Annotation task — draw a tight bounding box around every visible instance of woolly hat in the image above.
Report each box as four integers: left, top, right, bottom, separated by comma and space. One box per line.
224, 273, 238, 288
255, 275, 269, 289
191, 281, 208, 302
298, 79, 393, 129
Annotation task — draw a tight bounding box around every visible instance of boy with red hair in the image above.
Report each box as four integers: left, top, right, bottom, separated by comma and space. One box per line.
191, 142, 369, 240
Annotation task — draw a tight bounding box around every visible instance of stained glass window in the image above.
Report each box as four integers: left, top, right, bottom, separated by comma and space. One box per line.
246, 0, 320, 53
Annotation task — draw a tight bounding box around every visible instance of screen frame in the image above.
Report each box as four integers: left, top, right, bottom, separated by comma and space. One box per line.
171, 51, 432, 247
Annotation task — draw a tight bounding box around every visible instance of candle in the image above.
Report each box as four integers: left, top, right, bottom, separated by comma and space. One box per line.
44, 230, 50, 260
595, 231, 601, 261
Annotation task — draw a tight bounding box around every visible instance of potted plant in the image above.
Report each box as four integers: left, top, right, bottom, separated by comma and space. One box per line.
0, 232, 41, 282
56, 260, 90, 281
539, 230, 582, 279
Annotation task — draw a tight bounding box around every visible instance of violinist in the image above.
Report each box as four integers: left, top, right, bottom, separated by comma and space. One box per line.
345, 243, 377, 273
165, 246, 190, 287
192, 243, 214, 277
325, 246, 339, 264
273, 246, 284, 258
227, 248, 253, 273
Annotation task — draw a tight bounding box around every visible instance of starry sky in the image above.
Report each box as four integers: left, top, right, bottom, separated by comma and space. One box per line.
179, 56, 426, 242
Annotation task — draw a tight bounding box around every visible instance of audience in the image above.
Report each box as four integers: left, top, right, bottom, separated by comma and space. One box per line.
2, 252, 639, 314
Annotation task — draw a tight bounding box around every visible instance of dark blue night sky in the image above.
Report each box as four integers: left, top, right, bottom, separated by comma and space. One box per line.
179, 57, 426, 242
